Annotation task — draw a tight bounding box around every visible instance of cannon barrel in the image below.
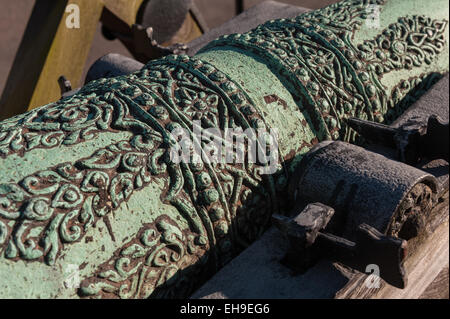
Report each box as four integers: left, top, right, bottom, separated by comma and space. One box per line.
0, 0, 448, 298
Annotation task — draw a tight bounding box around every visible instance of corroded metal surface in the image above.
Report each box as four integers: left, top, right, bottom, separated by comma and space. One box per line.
85, 53, 144, 84
0, 0, 448, 298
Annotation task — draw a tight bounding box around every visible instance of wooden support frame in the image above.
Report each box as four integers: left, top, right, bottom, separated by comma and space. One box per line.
0, 0, 152, 120
0, 0, 105, 120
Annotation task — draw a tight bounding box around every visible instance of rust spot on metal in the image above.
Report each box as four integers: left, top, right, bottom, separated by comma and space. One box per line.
264, 94, 288, 110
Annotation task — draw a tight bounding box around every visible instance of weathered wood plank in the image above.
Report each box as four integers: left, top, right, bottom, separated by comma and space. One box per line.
419, 267, 449, 299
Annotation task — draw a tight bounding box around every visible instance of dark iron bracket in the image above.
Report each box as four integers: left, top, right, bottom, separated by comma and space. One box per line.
273, 203, 407, 289
347, 115, 449, 165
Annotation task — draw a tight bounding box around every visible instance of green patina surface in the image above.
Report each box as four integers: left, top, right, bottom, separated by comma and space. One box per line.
0, 0, 448, 298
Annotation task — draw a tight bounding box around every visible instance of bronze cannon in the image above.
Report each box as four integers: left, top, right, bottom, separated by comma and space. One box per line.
0, 0, 448, 298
